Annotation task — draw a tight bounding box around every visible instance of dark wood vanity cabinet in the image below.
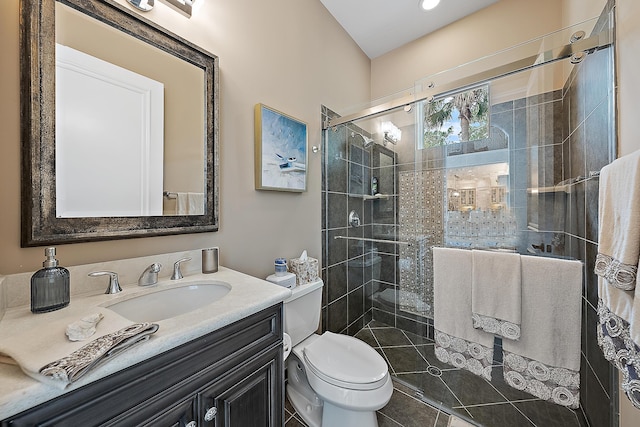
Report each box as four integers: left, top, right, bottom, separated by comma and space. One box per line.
2, 304, 284, 427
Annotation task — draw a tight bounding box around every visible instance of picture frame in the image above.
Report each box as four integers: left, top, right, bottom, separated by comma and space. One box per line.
254, 103, 308, 192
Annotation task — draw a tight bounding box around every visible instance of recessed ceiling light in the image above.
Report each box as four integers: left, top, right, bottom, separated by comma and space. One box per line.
419, 0, 441, 11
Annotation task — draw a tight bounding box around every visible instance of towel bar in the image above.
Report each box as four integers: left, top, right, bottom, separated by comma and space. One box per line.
333, 235, 411, 246
163, 191, 177, 199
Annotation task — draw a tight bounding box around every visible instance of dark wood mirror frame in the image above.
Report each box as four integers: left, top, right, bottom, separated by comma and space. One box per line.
20, 0, 220, 247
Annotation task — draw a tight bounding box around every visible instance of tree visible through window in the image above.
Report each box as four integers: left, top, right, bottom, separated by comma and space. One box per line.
422, 84, 489, 149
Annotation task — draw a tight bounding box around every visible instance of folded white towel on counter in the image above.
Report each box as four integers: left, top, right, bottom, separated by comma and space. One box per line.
471, 250, 521, 340
40, 323, 159, 385
0, 308, 157, 389
595, 149, 640, 291
433, 247, 495, 381
502, 255, 583, 408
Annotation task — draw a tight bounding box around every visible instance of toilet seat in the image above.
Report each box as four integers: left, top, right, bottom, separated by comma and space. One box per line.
303, 332, 388, 391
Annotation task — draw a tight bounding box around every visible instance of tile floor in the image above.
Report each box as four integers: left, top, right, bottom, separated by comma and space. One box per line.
285, 321, 586, 427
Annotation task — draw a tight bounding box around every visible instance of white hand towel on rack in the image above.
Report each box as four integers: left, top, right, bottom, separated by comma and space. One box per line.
502, 255, 583, 408
176, 192, 189, 215
471, 250, 522, 340
595, 149, 640, 291
187, 192, 204, 215
433, 247, 495, 381
176, 192, 204, 215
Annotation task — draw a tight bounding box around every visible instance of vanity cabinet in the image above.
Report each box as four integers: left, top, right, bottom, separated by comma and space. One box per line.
2, 304, 284, 427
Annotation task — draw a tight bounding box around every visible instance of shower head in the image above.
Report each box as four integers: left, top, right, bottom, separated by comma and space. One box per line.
351, 131, 375, 148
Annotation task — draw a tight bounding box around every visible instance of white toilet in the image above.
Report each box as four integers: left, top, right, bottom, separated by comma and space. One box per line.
283, 279, 393, 427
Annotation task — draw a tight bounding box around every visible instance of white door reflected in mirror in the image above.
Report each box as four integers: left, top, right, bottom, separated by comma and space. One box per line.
55, 45, 164, 218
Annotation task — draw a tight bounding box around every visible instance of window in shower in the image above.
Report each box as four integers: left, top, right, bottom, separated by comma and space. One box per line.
421, 83, 490, 154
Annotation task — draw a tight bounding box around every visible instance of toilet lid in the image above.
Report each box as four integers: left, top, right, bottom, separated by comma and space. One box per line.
303, 332, 388, 390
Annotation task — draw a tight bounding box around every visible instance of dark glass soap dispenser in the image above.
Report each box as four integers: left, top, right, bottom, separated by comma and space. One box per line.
30, 247, 70, 313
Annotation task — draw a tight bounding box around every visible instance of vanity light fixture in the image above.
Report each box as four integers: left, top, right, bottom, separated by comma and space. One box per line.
127, 0, 154, 12
162, 0, 195, 17
419, 0, 440, 11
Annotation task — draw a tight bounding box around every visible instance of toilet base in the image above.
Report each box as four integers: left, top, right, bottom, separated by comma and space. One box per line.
287, 385, 380, 427
321, 401, 379, 427
286, 385, 322, 427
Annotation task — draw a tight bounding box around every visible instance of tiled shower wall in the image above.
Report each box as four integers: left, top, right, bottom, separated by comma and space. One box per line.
562, 16, 618, 426
321, 109, 377, 336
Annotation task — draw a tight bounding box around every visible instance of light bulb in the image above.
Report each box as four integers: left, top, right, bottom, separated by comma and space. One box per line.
420, 0, 440, 11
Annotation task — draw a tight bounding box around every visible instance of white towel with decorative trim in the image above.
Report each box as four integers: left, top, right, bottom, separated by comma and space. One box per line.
594, 149, 640, 291
595, 150, 640, 409
471, 250, 521, 340
0, 308, 158, 389
433, 247, 495, 381
502, 255, 583, 408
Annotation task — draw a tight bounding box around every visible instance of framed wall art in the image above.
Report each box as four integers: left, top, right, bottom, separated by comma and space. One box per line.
254, 103, 308, 192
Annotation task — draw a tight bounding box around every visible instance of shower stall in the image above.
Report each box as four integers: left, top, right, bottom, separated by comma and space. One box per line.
321, 4, 617, 427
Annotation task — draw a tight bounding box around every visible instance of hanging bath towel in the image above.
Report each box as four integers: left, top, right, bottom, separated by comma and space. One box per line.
471, 250, 522, 340
595, 149, 640, 409
594, 150, 640, 290
433, 247, 495, 381
502, 255, 582, 408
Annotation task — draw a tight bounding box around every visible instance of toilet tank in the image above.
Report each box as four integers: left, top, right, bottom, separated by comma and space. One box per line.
284, 279, 323, 347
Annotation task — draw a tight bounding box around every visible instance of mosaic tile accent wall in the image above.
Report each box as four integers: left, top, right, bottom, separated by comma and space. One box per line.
398, 169, 445, 319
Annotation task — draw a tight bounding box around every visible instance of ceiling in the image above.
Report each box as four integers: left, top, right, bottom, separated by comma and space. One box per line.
319, 0, 500, 59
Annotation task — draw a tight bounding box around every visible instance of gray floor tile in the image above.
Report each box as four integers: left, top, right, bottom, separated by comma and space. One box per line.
381, 345, 430, 373
372, 327, 414, 346
466, 402, 535, 426
378, 386, 443, 427
513, 400, 583, 427
354, 327, 379, 347
439, 368, 507, 407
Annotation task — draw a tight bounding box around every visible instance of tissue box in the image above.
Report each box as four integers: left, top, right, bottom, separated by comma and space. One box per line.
289, 256, 319, 285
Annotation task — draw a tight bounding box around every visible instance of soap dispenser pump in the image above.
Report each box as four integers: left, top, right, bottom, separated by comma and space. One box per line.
30, 247, 70, 313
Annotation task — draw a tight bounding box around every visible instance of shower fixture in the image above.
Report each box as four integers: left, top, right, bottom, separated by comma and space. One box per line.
351, 131, 375, 148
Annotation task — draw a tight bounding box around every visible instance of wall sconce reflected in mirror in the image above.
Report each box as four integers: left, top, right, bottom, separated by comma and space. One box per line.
127, 0, 155, 12
128, 0, 196, 17
381, 121, 401, 146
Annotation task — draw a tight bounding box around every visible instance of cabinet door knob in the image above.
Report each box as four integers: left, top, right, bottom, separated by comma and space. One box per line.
185, 422, 197, 427
204, 407, 217, 422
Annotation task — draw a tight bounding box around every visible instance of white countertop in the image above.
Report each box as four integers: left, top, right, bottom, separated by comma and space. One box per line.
0, 266, 291, 420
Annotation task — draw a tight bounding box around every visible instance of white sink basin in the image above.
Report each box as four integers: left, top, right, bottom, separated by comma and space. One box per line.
106, 282, 231, 322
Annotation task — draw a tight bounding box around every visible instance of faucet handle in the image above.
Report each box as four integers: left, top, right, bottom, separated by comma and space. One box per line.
171, 257, 192, 280
88, 271, 122, 294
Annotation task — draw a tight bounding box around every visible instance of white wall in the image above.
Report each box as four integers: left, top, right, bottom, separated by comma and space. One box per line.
0, 0, 370, 278
370, 0, 564, 101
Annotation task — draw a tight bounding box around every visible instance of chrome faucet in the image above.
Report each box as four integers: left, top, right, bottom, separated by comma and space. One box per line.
138, 263, 162, 286
88, 271, 122, 294
171, 257, 192, 280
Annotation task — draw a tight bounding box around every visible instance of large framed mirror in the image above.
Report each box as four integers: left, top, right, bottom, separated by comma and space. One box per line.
20, 0, 219, 246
